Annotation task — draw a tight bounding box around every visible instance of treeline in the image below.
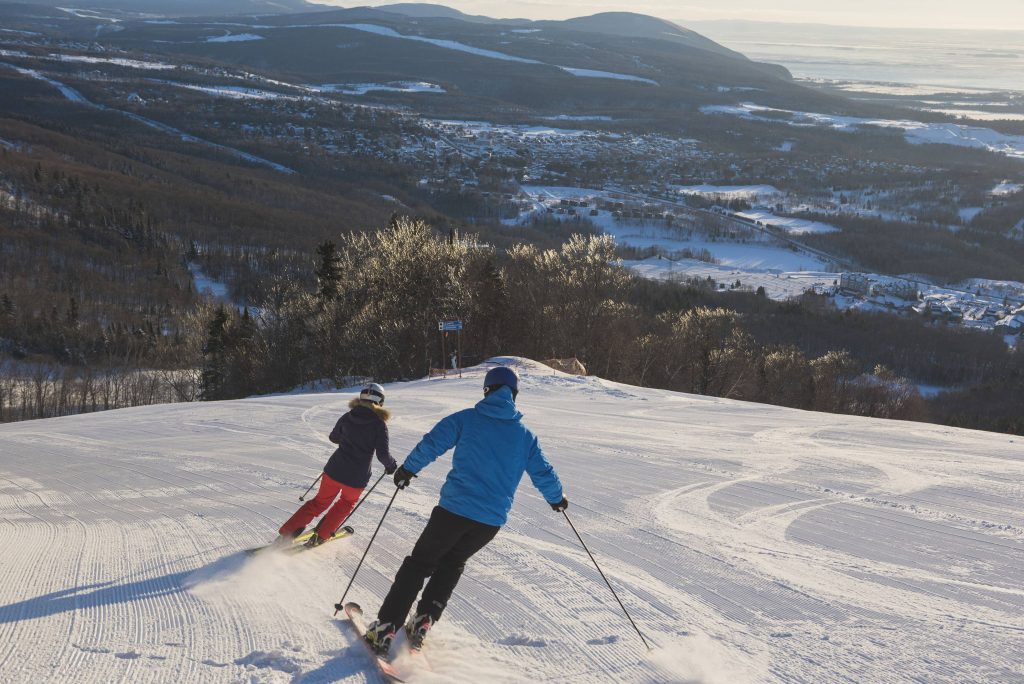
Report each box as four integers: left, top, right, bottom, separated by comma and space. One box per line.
0, 361, 198, 422
630, 284, 1009, 387
202, 218, 992, 427
928, 375, 1024, 435
803, 212, 1024, 283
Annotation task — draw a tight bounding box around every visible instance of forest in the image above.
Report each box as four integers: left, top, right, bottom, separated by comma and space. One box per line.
1, 45, 1021, 435
195, 220, 1023, 435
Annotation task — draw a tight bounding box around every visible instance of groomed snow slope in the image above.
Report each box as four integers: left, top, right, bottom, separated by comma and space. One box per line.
1, 358, 1023, 683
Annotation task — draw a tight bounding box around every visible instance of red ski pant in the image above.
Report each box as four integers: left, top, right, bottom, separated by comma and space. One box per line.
279, 472, 362, 540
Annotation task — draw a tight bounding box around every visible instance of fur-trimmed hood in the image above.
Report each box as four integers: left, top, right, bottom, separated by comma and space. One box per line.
349, 398, 391, 422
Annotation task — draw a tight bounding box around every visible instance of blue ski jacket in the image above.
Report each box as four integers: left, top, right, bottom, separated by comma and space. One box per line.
402, 386, 563, 527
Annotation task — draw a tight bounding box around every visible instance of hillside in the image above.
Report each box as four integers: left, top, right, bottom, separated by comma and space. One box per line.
1, 359, 1022, 682
552, 12, 746, 60
373, 3, 507, 23
98, 5, 810, 113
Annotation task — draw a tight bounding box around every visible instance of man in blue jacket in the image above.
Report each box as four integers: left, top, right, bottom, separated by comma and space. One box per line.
364, 366, 568, 654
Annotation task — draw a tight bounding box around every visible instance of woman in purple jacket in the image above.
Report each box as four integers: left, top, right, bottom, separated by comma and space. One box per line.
278, 383, 398, 546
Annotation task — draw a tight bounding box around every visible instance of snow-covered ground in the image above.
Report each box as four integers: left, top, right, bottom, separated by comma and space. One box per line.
556, 67, 658, 86
672, 185, 782, 201
513, 185, 833, 276
2, 63, 89, 103
616, 234, 829, 272
623, 257, 835, 300
206, 33, 265, 43
164, 82, 303, 101
334, 24, 543, 64
991, 181, 1023, 197
1, 358, 1022, 683
49, 54, 175, 70
187, 263, 231, 302
733, 210, 839, 235
920, 108, 1024, 122
434, 122, 596, 139
315, 82, 446, 95
542, 115, 614, 122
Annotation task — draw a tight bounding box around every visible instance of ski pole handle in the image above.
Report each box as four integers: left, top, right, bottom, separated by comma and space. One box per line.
299, 473, 323, 502
563, 510, 651, 651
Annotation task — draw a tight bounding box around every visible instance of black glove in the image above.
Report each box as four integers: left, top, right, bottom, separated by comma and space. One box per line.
550, 496, 569, 512
385, 462, 398, 475
394, 465, 416, 490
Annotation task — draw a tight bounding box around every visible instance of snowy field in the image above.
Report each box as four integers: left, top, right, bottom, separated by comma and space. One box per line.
733, 210, 839, 235
513, 186, 833, 275
206, 33, 265, 43
608, 228, 830, 272
1, 359, 1022, 683
623, 257, 835, 300
672, 185, 782, 201
315, 82, 446, 95
991, 181, 1023, 197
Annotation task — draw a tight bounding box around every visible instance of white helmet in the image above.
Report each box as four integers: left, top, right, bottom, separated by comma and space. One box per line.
359, 383, 385, 405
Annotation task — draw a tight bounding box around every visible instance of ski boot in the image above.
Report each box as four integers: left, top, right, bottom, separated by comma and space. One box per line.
364, 620, 396, 656
303, 533, 327, 548
272, 527, 305, 547
404, 614, 434, 651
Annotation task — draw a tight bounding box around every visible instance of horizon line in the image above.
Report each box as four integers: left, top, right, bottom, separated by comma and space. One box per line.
306, 2, 1024, 33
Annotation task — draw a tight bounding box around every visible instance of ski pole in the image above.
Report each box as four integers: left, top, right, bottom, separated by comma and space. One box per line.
337, 472, 386, 528
562, 510, 651, 651
299, 473, 323, 502
333, 486, 401, 616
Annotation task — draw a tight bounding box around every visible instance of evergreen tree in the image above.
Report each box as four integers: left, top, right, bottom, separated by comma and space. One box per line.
66, 297, 79, 328
200, 306, 231, 400
0, 294, 15, 337
314, 240, 343, 301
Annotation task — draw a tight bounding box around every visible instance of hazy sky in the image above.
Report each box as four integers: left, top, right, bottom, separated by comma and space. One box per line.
311, 1, 1024, 30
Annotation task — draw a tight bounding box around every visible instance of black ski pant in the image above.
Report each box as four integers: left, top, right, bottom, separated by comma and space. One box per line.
377, 505, 499, 626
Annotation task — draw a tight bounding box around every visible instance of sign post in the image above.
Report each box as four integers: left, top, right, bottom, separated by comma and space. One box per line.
438, 320, 463, 378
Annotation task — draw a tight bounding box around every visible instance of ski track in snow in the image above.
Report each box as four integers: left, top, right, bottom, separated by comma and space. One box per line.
332, 24, 658, 86
1, 360, 1023, 682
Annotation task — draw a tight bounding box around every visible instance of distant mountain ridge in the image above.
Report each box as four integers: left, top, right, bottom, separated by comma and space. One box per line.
372, 2, 509, 23
371, 5, 746, 58
14, 0, 314, 16
32, 0, 809, 112
547, 12, 745, 59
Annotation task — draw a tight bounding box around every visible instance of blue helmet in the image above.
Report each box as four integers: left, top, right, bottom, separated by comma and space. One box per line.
484, 366, 519, 393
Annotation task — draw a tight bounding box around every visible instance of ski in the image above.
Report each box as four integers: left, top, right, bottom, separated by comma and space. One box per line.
283, 525, 356, 554
244, 526, 355, 555
343, 602, 405, 683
